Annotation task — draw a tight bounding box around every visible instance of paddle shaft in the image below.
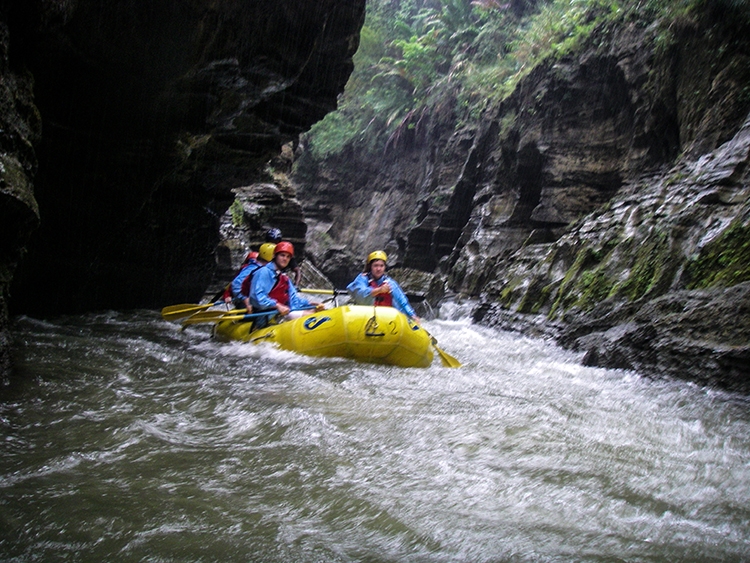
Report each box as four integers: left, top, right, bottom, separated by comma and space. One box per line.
299, 288, 426, 303
161, 300, 226, 321
181, 306, 317, 325
182, 310, 277, 325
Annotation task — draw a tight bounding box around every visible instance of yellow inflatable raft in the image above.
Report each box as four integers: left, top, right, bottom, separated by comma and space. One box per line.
213, 305, 434, 368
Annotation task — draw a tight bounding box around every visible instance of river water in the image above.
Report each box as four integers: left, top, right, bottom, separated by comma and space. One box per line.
1, 307, 749, 562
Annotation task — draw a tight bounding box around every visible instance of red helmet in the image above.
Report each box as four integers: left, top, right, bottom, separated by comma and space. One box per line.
245, 251, 259, 262
274, 241, 294, 257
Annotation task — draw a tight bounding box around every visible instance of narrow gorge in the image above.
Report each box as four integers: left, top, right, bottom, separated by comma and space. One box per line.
2, 0, 749, 390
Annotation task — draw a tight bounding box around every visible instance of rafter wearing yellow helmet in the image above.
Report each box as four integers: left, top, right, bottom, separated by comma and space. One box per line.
230, 242, 276, 314
347, 250, 419, 322
258, 243, 276, 263
366, 250, 388, 266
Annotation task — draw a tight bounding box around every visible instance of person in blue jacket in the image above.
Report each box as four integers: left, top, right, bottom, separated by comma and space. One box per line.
347, 250, 420, 322
250, 241, 322, 325
265, 227, 301, 286
230, 242, 275, 313
221, 250, 257, 306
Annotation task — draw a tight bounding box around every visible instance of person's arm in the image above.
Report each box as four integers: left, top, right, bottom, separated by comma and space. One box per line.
287, 282, 311, 311
230, 267, 249, 298
347, 274, 374, 302
238, 265, 259, 302
388, 278, 418, 319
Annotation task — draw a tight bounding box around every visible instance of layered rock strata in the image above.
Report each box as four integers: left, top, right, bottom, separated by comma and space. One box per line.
296, 5, 750, 389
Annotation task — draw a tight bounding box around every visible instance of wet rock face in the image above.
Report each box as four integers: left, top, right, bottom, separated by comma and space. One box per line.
477, 12, 750, 389
0, 12, 40, 375
559, 282, 750, 392
298, 19, 681, 288
3, 0, 365, 315
479, 90, 750, 390
296, 5, 750, 389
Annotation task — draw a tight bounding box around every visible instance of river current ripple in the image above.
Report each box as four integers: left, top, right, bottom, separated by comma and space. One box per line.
1, 308, 749, 562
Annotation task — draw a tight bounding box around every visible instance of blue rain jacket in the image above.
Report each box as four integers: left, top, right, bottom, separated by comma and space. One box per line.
250, 261, 312, 311
346, 273, 417, 319
231, 260, 261, 300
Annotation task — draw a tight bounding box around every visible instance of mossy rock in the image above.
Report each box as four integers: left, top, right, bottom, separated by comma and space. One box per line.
685, 221, 750, 289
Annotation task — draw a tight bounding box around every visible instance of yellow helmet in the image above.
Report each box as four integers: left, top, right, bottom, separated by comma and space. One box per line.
258, 243, 276, 262
367, 250, 387, 265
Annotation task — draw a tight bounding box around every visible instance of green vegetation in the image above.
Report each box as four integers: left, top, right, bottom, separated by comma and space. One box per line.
229, 199, 244, 227
302, 0, 724, 163
549, 244, 609, 316
576, 267, 615, 305
685, 221, 750, 289
617, 231, 673, 300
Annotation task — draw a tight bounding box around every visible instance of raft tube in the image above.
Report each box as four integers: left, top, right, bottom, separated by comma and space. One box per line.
214, 305, 434, 368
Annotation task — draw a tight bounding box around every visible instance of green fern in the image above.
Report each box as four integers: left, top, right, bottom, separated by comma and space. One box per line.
302, 0, 710, 162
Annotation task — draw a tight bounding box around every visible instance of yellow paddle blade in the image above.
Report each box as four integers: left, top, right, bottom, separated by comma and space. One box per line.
421, 327, 461, 368
161, 303, 215, 321
433, 342, 462, 368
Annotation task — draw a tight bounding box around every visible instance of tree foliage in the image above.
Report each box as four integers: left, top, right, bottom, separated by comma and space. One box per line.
301, 0, 746, 162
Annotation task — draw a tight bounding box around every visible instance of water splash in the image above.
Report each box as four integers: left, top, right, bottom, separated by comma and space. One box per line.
2, 310, 749, 562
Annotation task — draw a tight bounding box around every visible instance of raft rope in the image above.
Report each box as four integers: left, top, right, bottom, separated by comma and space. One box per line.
365, 305, 385, 337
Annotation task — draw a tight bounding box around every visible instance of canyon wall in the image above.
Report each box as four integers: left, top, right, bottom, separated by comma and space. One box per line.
0, 0, 366, 374
3, 0, 748, 389
295, 4, 750, 390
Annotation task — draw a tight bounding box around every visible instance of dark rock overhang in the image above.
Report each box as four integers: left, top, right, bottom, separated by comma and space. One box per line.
3, 0, 366, 315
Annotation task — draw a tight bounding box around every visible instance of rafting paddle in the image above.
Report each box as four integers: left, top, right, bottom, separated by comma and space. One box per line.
181, 306, 318, 326
181, 310, 278, 326
433, 341, 461, 368
180, 309, 245, 322
420, 327, 461, 368
431, 339, 461, 368
161, 300, 226, 321
299, 288, 343, 295
299, 288, 426, 303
